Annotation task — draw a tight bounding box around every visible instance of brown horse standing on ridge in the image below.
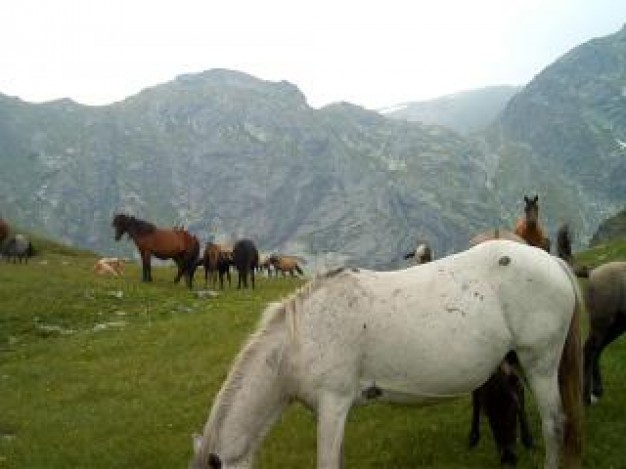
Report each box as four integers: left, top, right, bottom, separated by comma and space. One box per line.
112, 214, 200, 289
514, 195, 550, 252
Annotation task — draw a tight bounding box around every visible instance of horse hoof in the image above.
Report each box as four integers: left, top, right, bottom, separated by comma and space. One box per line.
590, 394, 600, 405
468, 433, 479, 448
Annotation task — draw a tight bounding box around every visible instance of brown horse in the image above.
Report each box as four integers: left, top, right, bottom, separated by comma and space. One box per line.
514, 195, 550, 252
112, 214, 200, 289
268, 254, 304, 277
468, 229, 534, 466
201, 243, 232, 289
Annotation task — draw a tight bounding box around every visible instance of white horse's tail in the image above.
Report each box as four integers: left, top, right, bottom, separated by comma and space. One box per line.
557, 259, 584, 468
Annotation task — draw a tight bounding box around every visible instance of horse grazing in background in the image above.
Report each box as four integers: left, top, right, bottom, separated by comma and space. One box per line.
111, 214, 200, 289
268, 254, 305, 277
2, 234, 32, 263
232, 239, 259, 289
554, 225, 626, 405
514, 195, 550, 252
201, 243, 233, 289
403, 241, 433, 265
191, 241, 583, 469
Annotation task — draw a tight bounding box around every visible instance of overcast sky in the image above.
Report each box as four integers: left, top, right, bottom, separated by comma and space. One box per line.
1, 0, 624, 110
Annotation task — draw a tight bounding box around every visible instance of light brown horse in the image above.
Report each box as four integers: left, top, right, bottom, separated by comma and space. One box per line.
112, 214, 200, 289
268, 254, 304, 277
514, 195, 550, 251
201, 243, 233, 289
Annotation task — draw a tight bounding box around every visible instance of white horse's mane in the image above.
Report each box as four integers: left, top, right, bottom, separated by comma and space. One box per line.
201, 270, 347, 452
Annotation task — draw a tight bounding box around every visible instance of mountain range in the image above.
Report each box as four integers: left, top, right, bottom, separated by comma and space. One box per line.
1, 25, 625, 269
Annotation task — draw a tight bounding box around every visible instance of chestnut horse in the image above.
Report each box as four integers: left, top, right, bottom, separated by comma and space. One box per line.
112, 214, 200, 289
514, 195, 550, 252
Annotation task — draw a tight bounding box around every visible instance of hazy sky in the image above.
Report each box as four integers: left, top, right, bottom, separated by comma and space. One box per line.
1, 0, 624, 110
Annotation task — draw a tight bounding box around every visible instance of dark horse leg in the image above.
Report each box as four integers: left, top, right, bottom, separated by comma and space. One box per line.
584, 314, 626, 403
141, 251, 152, 282
517, 382, 534, 449
468, 390, 482, 448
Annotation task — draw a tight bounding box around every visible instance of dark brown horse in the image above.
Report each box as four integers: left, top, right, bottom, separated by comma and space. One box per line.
232, 239, 259, 289
468, 229, 534, 466
0, 218, 8, 247
469, 354, 534, 467
201, 243, 232, 289
514, 195, 550, 252
112, 214, 200, 289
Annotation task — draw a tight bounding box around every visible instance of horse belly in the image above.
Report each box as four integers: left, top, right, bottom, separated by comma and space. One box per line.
358, 297, 511, 400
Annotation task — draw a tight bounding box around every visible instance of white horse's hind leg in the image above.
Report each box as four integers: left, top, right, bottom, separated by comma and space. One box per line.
317, 392, 353, 469
525, 370, 564, 469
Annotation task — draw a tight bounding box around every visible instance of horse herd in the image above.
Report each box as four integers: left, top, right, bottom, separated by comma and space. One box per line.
110, 213, 306, 291
3, 197, 625, 468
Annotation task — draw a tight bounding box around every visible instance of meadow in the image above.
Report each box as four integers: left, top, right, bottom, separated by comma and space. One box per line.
1, 236, 625, 468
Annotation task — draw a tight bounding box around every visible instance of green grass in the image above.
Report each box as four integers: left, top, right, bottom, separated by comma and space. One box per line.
1, 239, 625, 468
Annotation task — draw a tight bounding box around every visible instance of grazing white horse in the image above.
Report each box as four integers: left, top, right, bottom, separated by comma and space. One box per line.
191, 240, 583, 469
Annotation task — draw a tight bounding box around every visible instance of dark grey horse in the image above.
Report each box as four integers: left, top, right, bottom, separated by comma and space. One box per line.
232, 239, 259, 289
581, 261, 626, 404
3, 234, 32, 263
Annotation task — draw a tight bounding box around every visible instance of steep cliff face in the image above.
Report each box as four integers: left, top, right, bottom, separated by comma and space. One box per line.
0, 70, 498, 268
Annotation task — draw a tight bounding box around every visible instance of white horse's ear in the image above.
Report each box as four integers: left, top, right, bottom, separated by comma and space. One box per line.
192, 433, 202, 454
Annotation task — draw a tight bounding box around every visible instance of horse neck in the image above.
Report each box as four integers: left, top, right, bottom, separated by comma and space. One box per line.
196, 320, 290, 466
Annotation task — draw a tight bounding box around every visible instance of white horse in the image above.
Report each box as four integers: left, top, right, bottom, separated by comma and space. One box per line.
191, 240, 583, 469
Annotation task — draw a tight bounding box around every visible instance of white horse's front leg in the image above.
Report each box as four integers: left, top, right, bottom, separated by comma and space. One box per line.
317, 392, 353, 469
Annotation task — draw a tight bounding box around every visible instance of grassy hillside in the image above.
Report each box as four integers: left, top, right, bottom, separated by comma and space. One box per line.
1, 239, 625, 468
